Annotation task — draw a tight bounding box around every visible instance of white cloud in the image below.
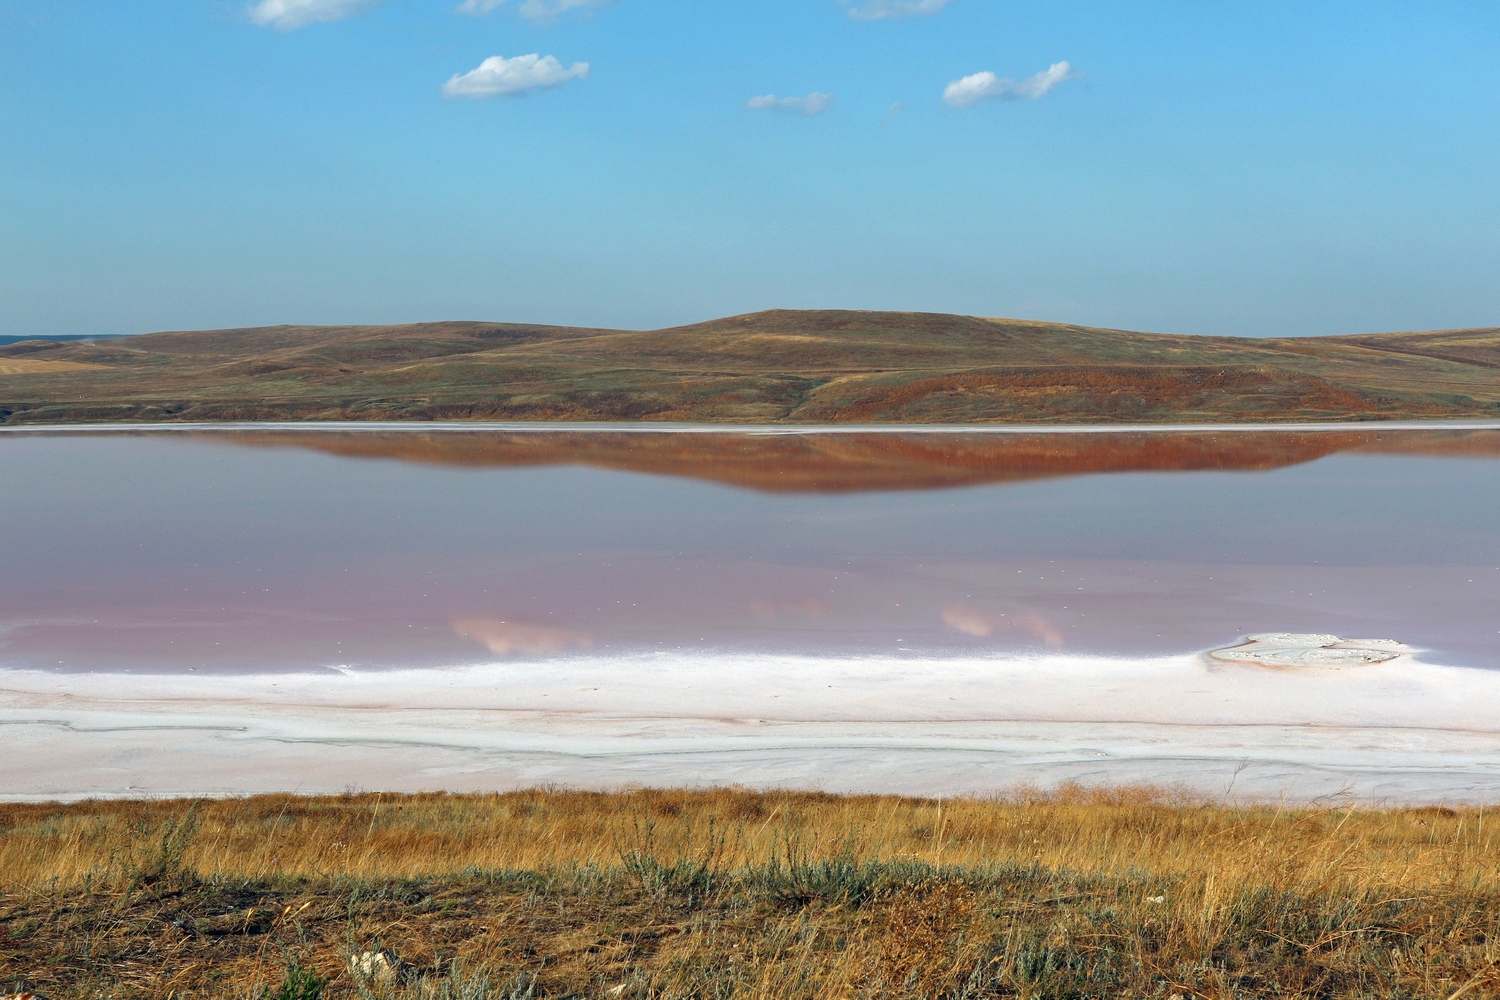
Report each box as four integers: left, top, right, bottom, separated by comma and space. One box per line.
745, 92, 835, 115
943, 61, 1076, 108
520, 0, 614, 17
246, 0, 374, 30
442, 53, 590, 99
841, 0, 950, 20
457, 0, 614, 19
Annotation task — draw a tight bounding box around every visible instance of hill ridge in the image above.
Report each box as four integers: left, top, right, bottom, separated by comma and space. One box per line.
2, 309, 1496, 425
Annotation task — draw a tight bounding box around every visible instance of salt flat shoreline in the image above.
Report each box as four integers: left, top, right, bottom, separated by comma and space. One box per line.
7, 651, 1500, 806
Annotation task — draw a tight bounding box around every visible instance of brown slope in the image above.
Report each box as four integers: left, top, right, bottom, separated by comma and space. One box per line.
1332, 327, 1500, 370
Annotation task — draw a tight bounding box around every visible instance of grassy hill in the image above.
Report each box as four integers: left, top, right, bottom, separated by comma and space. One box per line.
1, 310, 1497, 424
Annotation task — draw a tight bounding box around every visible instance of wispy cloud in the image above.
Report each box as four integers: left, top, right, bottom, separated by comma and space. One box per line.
443, 53, 590, 99
746, 92, 835, 115
943, 61, 1077, 108
841, 0, 951, 20
246, 0, 375, 30
456, 0, 614, 19
520, 0, 614, 17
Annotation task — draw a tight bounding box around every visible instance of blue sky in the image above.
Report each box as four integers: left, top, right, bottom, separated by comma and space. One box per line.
2, 0, 1498, 338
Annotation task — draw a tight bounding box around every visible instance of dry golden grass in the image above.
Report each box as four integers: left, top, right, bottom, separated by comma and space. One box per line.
6, 785, 1499, 890
0, 358, 106, 376
4, 786, 1500, 998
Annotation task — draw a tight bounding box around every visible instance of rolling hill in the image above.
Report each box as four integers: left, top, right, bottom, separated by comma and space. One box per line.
1, 310, 1497, 424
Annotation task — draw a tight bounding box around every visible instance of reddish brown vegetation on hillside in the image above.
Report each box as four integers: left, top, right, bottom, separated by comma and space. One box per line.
796, 366, 1408, 423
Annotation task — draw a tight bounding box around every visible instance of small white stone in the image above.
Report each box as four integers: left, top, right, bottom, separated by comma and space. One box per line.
348, 950, 402, 984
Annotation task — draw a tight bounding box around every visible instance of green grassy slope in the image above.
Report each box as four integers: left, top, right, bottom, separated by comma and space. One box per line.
1, 310, 1497, 424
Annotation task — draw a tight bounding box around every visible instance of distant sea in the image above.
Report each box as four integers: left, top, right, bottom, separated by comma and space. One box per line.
0, 334, 128, 346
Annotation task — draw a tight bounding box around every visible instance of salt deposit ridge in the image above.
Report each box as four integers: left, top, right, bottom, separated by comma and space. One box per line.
5, 647, 1500, 803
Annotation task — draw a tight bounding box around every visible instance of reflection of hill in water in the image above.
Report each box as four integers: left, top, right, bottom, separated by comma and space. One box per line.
214, 428, 1500, 493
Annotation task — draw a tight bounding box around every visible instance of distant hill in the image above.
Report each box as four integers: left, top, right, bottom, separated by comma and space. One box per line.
1, 310, 1497, 424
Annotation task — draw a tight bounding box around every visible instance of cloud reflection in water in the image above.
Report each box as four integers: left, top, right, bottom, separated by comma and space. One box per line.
943, 604, 1064, 646
451, 617, 593, 656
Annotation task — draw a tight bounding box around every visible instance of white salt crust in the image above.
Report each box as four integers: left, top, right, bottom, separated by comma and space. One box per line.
1208, 634, 1406, 668
5, 648, 1500, 804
